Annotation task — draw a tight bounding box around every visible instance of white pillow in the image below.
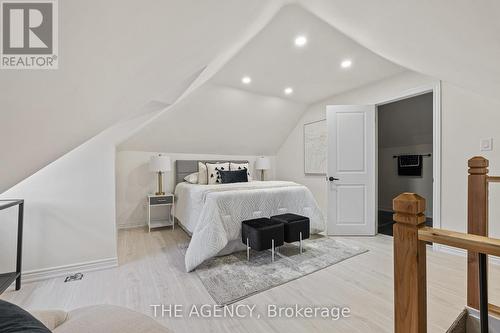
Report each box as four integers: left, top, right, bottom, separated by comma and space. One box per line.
184, 172, 198, 184
198, 162, 208, 185
206, 162, 230, 184
230, 162, 252, 181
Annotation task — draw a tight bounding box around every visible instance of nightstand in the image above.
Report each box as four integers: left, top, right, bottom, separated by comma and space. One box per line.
147, 193, 175, 232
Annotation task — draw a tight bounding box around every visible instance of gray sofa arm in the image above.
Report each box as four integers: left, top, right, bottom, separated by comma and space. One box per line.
30, 310, 68, 330
32, 305, 170, 333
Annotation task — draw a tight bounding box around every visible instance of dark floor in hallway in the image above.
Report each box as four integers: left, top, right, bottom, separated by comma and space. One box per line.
378, 210, 432, 236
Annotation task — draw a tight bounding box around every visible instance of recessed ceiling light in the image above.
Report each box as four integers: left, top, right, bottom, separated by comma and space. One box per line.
341, 59, 352, 68
294, 35, 307, 47
241, 76, 251, 84
284, 87, 293, 95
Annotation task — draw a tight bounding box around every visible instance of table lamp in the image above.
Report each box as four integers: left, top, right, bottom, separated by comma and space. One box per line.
149, 154, 171, 195
255, 157, 271, 181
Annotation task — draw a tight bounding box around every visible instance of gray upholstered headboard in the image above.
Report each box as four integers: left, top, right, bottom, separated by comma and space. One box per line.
175, 160, 249, 187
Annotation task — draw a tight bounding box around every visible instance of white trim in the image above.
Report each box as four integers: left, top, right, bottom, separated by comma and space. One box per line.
432, 81, 442, 231
433, 244, 500, 266
21, 257, 118, 283
375, 81, 442, 231
117, 222, 147, 230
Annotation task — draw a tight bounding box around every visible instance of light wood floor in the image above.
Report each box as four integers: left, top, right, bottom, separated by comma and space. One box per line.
3, 227, 500, 333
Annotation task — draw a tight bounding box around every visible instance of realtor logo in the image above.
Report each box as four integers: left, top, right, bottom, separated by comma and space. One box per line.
1, 0, 58, 69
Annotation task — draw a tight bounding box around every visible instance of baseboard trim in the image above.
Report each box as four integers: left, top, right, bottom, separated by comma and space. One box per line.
117, 222, 146, 230
22, 257, 119, 283
433, 244, 500, 266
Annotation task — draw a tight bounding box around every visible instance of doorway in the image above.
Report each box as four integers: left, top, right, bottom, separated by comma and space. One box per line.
326, 82, 441, 236
377, 92, 434, 235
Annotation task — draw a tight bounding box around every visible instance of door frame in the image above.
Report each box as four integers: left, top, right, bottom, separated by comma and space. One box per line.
374, 81, 442, 231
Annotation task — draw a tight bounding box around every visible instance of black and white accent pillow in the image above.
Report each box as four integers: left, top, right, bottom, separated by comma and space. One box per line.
206, 162, 230, 184
230, 162, 252, 181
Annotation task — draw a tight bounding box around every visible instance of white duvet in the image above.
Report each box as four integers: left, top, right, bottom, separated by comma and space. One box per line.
175, 181, 325, 272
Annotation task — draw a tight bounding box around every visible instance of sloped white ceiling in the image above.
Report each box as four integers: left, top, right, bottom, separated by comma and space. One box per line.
119, 83, 307, 155
122, 4, 407, 153
300, 0, 500, 101
212, 5, 405, 103
0, 0, 272, 192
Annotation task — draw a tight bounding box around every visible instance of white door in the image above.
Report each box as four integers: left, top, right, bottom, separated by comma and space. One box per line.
326, 105, 376, 235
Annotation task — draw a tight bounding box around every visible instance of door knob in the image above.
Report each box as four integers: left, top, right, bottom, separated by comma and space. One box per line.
328, 177, 339, 181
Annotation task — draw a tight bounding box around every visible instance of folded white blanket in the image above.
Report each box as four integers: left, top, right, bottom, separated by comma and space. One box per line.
183, 181, 325, 271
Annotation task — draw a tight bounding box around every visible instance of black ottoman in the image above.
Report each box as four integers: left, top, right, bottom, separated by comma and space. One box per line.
242, 218, 284, 262
270, 213, 310, 253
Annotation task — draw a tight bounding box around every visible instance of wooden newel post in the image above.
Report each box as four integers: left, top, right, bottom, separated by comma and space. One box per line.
393, 193, 427, 333
467, 156, 489, 309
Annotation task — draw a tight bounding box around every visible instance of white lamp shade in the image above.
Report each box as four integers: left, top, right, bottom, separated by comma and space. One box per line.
255, 157, 271, 170
149, 155, 171, 172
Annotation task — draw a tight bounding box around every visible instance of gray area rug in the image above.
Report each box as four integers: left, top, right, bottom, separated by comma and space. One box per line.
195, 236, 368, 305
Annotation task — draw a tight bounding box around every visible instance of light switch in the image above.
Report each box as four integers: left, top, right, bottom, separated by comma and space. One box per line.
480, 138, 493, 151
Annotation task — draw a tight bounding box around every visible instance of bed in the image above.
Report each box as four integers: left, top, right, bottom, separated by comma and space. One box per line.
173, 160, 325, 271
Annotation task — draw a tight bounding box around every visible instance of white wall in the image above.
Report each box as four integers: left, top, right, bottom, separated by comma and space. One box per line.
116, 151, 276, 229
0, 107, 163, 280
441, 83, 500, 238
0, 143, 118, 276
276, 70, 500, 239
378, 144, 433, 216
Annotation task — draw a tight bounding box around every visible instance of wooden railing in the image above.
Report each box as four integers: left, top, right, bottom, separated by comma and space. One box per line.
467, 156, 489, 310
393, 156, 500, 333
467, 156, 500, 315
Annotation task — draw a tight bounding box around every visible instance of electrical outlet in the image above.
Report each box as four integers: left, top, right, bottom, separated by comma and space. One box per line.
64, 273, 83, 282
480, 138, 493, 151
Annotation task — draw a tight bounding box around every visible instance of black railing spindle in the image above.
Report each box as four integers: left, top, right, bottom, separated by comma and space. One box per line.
479, 252, 488, 333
